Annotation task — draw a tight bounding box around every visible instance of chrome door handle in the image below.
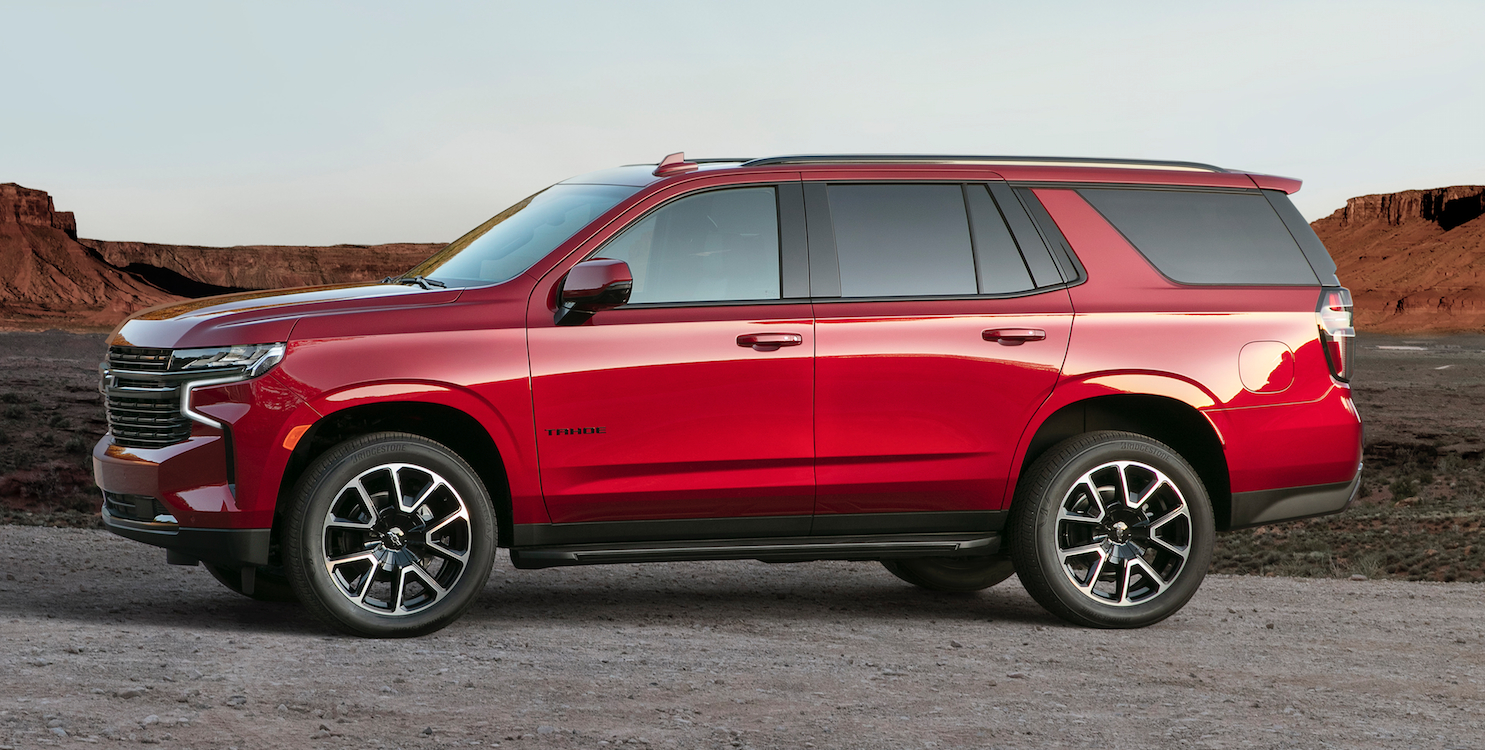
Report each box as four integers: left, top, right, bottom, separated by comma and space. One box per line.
982, 328, 1046, 346
737, 333, 804, 352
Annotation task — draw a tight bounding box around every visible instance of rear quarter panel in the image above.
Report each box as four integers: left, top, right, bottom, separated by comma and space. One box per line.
1027, 188, 1361, 495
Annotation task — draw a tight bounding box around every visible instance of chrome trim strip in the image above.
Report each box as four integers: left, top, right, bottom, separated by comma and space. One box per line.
740, 154, 1227, 173
180, 374, 248, 429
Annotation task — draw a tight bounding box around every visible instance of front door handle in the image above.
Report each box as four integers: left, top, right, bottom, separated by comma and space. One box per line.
737, 333, 804, 352
982, 328, 1047, 346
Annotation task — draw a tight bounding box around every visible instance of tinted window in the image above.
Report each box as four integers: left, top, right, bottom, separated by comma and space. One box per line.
1262, 189, 1340, 286
964, 185, 1035, 294
828, 184, 976, 297
1079, 188, 1319, 285
991, 183, 1063, 287
597, 187, 780, 304
415, 184, 637, 286
1015, 188, 1080, 285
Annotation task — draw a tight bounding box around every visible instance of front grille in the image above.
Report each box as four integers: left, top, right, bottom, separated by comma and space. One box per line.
107, 346, 172, 372
103, 346, 193, 448
106, 395, 193, 447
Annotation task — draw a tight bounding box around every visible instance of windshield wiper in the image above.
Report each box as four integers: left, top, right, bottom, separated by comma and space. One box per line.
382, 275, 447, 289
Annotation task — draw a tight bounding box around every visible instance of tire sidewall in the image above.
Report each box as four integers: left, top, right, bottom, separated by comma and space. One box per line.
1020, 434, 1215, 628
286, 434, 496, 637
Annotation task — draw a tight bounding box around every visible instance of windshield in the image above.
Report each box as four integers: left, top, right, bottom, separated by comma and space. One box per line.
408, 183, 639, 286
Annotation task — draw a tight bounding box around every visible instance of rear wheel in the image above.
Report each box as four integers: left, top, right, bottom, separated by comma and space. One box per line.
284, 432, 497, 638
1010, 431, 1214, 629
881, 557, 1016, 593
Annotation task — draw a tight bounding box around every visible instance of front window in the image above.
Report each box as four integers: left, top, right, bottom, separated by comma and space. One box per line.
410, 184, 638, 287
595, 187, 781, 304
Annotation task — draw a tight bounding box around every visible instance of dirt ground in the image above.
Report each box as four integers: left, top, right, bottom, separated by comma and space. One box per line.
1, 525, 1482, 750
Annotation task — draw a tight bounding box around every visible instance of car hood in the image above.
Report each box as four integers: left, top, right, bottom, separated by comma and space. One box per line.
109, 282, 461, 349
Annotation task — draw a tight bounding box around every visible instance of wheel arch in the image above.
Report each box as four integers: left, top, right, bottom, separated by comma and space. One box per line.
279, 399, 514, 547
1013, 391, 1234, 530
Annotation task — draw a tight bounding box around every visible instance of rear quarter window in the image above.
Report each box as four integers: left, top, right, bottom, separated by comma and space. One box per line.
1078, 188, 1319, 286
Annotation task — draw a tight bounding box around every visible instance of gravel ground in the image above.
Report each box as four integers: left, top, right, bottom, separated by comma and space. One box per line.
2, 526, 1482, 750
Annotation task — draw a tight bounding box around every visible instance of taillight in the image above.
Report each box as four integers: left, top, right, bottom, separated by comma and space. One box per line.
1317, 287, 1354, 382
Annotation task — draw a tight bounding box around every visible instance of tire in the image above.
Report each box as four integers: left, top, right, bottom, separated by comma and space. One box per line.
1010, 431, 1214, 629
881, 557, 1016, 593
204, 563, 298, 603
283, 432, 497, 638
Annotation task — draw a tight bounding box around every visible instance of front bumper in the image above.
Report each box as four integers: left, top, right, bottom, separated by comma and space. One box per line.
93, 431, 275, 566
101, 503, 270, 566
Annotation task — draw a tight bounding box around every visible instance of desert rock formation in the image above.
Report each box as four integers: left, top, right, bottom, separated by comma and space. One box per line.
1, 183, 443, 328
1, 184, 180, 326
79, 240, 440, 293
1314, 185, 1485, 332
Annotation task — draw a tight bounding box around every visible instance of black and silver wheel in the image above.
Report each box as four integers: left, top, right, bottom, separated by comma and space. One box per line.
1011, 431, 1213, 628
284, 432, 496, 637
881, 557, 1016, 593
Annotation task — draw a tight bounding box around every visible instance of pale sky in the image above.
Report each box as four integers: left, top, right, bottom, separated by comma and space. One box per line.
3, 1, 1482, 247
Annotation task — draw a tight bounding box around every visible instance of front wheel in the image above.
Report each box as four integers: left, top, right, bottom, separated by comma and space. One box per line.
283, 432, 497, 638
1010, 431, 1214, 629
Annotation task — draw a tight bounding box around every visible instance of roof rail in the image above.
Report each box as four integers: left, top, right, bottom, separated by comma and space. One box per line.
738, 154, 1227, 173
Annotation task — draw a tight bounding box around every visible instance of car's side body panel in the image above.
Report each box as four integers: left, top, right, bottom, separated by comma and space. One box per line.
811, 296, 1072, 517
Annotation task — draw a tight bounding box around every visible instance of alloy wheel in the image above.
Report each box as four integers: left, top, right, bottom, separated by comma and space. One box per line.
320, 462, 472, 615
1054, 460, 1192, 606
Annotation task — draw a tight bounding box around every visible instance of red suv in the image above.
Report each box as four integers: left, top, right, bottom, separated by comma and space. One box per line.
95, 154, 1363, 637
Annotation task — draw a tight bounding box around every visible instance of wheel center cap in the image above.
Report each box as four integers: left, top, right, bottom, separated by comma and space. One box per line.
384, 527, 407, 550
1109, 520, 1131, 543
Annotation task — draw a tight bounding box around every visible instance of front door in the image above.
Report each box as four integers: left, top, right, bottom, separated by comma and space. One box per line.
528, 184, 815, 537
805, 181, 1074, 534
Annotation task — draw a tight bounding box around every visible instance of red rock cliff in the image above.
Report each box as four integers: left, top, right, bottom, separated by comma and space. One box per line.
78, 239, 441, 291
0, 184, 179, 326
0, 183, 78, 239
1, 182, 446, 328
1314, 186, 1485, 332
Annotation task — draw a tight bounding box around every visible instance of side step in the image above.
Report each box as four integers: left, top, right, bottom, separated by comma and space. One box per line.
508, 532, 1001, 569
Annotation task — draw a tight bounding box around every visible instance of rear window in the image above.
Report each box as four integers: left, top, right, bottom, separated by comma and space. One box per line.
827, 184, 977, 297
1078, 188, 1319, 285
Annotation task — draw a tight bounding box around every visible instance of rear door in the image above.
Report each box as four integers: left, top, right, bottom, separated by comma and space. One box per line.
806, 180, 1074, 534
527, 182, 816, 537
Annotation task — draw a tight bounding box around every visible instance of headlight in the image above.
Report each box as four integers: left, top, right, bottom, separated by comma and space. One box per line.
169, 343, 286, 377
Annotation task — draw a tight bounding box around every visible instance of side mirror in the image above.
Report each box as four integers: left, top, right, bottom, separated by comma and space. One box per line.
557, 258, 632, 324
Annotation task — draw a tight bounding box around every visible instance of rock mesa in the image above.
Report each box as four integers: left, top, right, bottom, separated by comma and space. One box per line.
1313, 185, 1485, 332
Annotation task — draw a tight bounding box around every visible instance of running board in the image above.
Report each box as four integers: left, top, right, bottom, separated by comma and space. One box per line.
508, 532, 1001, 569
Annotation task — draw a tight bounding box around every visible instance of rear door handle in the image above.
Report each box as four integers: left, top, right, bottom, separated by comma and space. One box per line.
982, 328, 1046, 346
737, 333, 804, 352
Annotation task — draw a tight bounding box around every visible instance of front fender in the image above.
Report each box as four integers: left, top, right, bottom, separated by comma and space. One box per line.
267, 380, 544, 524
